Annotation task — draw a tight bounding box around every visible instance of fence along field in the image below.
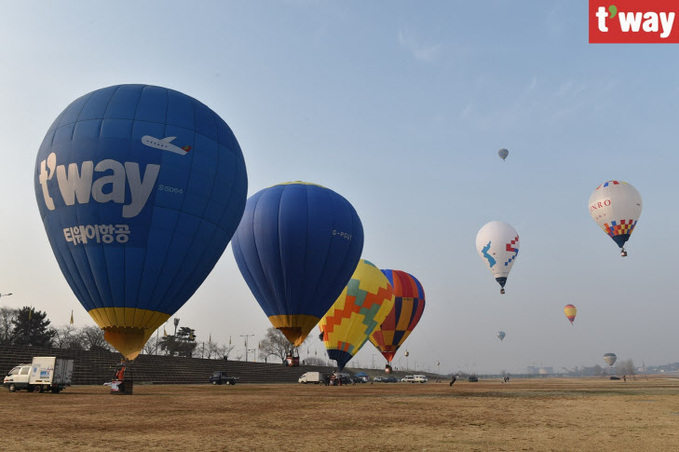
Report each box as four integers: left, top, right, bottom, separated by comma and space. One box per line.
2, 376, 679, 451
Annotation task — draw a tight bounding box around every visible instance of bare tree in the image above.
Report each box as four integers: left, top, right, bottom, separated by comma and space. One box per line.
0, 306, 17, 345
304, 356, 326, 366
202, 338, 235, 360
259, 328, 292, 363
141, 336, 158, 355
258, 327, 311, 363
617, 359, 636, 379
53, 324, 82, 349
79, 325, 112, 352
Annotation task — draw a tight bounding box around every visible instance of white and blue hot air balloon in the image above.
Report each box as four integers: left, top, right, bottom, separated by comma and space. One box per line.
476, 221, 520, 295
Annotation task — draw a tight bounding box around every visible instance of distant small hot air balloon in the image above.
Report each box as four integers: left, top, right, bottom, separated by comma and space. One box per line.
497, 331, 506, 341
589, 181, 642, 257
564, 304, 577, 325
604, 353, 617, 368
476, 221, 520, 294
498, 148, 509, 161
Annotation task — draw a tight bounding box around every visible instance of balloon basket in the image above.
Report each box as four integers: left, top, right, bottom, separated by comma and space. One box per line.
110, 379, 133, 395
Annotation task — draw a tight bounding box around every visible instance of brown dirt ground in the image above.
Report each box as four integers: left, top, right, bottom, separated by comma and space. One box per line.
2, 376, 679, 451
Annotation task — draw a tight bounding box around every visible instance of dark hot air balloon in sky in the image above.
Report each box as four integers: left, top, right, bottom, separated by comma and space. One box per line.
498, 148, 509, 161
34, 84, 248, 360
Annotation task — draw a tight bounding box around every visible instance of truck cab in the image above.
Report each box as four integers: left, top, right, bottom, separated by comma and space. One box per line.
3, 364, 31, 392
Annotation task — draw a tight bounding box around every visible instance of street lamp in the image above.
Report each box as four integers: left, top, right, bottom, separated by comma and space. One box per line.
240, 334, 255, 361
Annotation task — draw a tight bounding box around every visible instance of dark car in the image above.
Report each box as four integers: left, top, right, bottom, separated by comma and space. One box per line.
209, 371, 238, 385
468, 375, 479, 382
385, 376, 398, 383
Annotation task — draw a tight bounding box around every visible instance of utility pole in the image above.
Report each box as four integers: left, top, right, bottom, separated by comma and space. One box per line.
240, 334, 255, 361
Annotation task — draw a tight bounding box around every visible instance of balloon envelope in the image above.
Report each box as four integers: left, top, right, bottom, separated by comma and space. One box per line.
498, 148, 509, 161
319, 259, 395, 371
369, 270, 425, 363
604, 353, 617, 367
497, 331, 506, 341
476, 221, 520, 294
34, 84, 248, 359
564, 304, 577, 325
589, 181, 642, 255
232, 182, 364, 346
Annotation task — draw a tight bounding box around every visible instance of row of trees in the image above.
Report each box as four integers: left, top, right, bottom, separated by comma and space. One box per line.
0, 306, 305, 362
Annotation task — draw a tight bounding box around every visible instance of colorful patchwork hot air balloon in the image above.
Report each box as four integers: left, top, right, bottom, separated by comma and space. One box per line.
564, 304, 577, 325
319, 259, 395, 371
34, 84, 248, 360
369, 270, 425, 363
589, 180, 642, 257
476, 221, 520, 294
232, 182, 364, 347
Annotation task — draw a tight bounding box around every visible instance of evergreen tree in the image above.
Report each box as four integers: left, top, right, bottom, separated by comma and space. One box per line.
11, 307, 56, 346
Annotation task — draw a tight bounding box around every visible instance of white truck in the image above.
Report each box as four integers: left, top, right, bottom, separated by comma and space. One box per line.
298, 371, 323, 384
3, 356, 74, 393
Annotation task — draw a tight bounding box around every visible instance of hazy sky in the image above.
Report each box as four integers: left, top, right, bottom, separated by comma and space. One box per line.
2, 1, 677, 374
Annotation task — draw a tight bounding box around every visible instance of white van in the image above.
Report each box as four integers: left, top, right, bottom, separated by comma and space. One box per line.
402, 374, 428, 383
298, 371, 323, 384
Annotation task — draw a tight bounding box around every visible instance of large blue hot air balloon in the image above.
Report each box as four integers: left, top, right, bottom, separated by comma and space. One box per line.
34, 84, 248, 360
232, 182, 364, 347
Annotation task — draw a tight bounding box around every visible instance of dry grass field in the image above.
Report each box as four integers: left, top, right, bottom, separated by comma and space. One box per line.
2, 376, 679, 451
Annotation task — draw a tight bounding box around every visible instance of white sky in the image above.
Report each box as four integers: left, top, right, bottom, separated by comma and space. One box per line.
1, 1, 678, 374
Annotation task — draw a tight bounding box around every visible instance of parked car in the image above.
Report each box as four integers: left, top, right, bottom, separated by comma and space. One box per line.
373, 376, 386, 383
468, 375, 479, 382
384, 376, 398, 383
209, 371, 238, 385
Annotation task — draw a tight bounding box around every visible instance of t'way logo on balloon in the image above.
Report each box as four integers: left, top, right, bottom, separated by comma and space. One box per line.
37, 152, 160, 219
